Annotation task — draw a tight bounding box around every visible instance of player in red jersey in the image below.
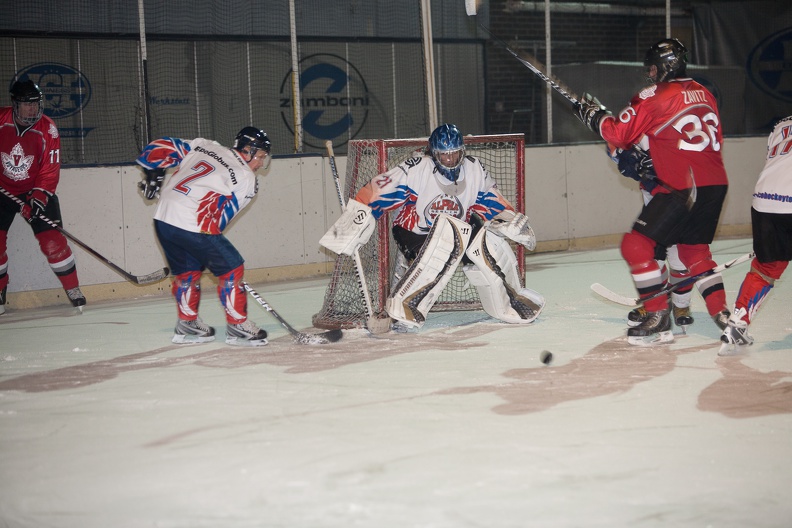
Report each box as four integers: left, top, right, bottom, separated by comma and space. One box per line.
0, 79, 85, 314
576, 38, 730, 345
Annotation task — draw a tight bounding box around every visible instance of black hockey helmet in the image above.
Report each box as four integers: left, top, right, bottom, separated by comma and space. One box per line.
10, 79, 43, 126
233, 126, 271, 157
644, 38, 688, 83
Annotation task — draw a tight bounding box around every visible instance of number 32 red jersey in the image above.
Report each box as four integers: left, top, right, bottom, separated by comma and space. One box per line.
599, 78, 729, 191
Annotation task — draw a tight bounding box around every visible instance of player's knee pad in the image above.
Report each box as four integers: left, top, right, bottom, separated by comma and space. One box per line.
218, 265, 247, 324
385, 214, 472, 328
172, 271, 203, 319
463, 229, 544, 324
620, 231, 657, 272
35, 229, 73, 263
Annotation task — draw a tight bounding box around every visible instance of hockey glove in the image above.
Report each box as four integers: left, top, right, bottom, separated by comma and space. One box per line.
139, 168, 166, 200
319, 199, 376, 256
617, 147, 658, 192
488, 210, 536, 251
20, 188, 52, 223
575, 93, 611, 136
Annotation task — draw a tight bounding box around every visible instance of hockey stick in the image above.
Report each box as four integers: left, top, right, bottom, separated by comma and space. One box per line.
591, 251, 754, 307
465, 2, 579, 107
325, 141, 391, 334
0, 185, 169, 285
242, 281, 342, 345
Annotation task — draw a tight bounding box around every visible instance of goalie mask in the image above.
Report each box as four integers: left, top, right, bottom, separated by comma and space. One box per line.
429, 123, 465, 183
10, 80, 44, 127
644, 38, 688, 84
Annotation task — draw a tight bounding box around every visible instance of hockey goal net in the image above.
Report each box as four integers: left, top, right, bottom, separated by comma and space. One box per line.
312, 133, 525, 330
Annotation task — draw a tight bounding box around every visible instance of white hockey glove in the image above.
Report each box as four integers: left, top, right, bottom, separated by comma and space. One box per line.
319, 199, 376, 256
488, 210, 536, 251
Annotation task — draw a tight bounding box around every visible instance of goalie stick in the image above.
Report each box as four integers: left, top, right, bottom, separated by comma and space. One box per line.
0, 185, 169, 285
325, 141, 391, 334
591, 252, 755, 307
242, 281, 342, 345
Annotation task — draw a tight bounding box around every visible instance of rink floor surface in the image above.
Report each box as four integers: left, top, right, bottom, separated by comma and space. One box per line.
1, 237, 791, 528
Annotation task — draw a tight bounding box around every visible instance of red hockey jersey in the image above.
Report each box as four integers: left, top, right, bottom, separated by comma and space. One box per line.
598, 78, 728, 192
0, 106, 61, 196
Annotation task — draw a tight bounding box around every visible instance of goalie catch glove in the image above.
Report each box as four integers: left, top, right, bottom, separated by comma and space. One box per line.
139, 168, 166, 200
487, 210, 536, 251
575, 93, 611, 136
616, 146, 658, 193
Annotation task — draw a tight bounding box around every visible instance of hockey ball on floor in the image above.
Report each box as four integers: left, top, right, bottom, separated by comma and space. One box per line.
540, 350, 553, 365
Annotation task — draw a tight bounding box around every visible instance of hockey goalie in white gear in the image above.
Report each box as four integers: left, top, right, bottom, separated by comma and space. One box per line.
319, 199, 376, 256
386, 214, 473, 328
463, 227, 544, 324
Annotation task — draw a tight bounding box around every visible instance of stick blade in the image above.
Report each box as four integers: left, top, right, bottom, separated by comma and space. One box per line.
134, 267, 170, 285
295, 328, 343, 345
590, 283, 638, 306
465, 0, 478, 16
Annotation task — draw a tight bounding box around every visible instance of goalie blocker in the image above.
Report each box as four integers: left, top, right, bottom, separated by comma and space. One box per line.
319, 199, 376, 256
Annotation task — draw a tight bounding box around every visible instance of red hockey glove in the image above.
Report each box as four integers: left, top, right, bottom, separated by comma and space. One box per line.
20, 189, 52, 223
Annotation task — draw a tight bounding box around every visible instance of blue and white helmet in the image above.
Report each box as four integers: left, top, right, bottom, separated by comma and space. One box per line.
429, 124, 465, 182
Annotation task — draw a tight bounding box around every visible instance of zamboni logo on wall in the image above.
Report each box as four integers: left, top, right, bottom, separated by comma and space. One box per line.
14, 63, 91, 120
747, 27, 792, 103
280, 54, 370, 148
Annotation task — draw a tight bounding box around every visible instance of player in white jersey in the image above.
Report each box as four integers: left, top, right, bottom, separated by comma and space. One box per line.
320, 124, 544, 329
136, 127, 272, 346
720, 115, 792, 354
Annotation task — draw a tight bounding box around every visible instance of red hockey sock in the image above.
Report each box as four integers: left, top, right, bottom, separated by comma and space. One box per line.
218, 265, 247, 324
621, 231, 667, 312
735, 260, 788, 324
35, 230, 79, 290
677, 244, 727, 316
172, 271, 203, 320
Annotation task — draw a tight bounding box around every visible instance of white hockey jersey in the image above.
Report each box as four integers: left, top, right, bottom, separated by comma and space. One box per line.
354, 154, 514, 234
752, 115, 792, 215
137, 137, 258, 234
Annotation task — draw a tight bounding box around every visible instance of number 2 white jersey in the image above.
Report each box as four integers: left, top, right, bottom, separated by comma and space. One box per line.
137, 137, 259, 235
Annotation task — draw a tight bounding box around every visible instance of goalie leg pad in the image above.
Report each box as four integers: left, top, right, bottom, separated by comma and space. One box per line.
319, 199, 376, 256
385, 214, 472, 328
464, 230, 545, 324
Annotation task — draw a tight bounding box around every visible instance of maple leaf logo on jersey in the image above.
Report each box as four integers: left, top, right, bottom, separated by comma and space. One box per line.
1, 143, 34, 182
